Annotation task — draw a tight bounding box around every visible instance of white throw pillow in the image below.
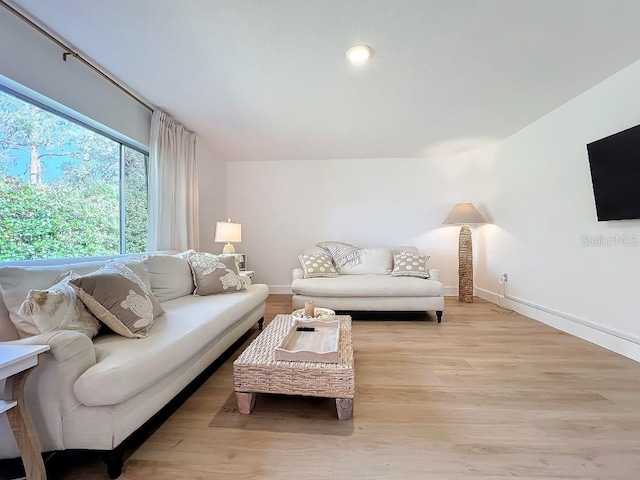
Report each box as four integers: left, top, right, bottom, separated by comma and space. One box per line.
143, 250, 195, 302
18, 273, 100, 338
337, 248, 393, 275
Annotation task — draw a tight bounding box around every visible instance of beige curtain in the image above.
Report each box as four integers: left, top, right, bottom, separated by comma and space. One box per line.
148, 110, 200, 251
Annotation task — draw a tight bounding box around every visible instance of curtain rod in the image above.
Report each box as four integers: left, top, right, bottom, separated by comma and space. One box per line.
0, 0, 154, 112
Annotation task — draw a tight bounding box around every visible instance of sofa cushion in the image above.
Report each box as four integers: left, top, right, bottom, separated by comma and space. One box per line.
143, 251, 195, 302
391, 251, 430, 278
70, 263, 164, 339
188, 252, 246, 295
73, 284, 269, 406
298, 253, 338, 278
18, 274, 101, 338
0, 259, 149, 338
291, 274, 443, 297
337, 248, 392, 275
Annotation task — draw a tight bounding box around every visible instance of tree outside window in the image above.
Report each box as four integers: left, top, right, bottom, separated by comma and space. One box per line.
0, 88, 148, 261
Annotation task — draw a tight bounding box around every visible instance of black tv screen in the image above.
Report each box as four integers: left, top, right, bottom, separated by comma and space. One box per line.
587, 124, 640, 221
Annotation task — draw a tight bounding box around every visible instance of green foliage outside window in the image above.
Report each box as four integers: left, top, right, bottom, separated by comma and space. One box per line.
0, 88, 148, 261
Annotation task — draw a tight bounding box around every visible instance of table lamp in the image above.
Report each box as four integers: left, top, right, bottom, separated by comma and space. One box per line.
443, 202, 486, 303
215, 219, 242, 254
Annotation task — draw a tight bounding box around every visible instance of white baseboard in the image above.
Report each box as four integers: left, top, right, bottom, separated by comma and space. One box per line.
443, 286, 458, 297
268, 285, 293, 295
475, 287, 640, 363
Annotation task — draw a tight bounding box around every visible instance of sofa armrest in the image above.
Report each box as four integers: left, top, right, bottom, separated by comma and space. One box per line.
4, 330, 97, 415
5, 330, 96, 365
428, 269, 440, 282
292, 268, 304, 281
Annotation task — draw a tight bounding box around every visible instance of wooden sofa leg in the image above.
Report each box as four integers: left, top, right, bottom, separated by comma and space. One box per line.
103, 445, 125, 479
258, 317, 264, 330
436, 311, 443, 323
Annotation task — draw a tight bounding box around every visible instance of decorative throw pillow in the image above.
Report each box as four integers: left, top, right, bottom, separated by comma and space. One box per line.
391, 251, 430, 278
18, 273, 100, 338
187, 252, 246, 296
298, 253, 339, 278
69, 262, 164, 338
317, 241, 362, 268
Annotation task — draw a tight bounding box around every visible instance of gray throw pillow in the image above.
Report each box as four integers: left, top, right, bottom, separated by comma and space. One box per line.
70, 262, 164, 338
187, 252, 246, 296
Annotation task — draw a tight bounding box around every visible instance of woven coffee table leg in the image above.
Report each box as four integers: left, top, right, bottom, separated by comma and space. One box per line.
236, 392, 256, 414
336, 398, 353, 420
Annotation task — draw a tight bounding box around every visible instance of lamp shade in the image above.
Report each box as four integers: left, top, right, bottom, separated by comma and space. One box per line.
443, 202, 486, 225
215, 220, 242, 243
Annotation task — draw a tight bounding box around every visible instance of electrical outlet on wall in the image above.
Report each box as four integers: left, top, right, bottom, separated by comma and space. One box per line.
500, 273, 508, 283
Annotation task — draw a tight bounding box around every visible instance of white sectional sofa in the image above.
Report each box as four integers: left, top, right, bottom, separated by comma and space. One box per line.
291, 246, 444, 322
0, 252, 268, 478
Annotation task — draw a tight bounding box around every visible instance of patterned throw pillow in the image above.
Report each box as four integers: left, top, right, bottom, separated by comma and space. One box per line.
187, 252, 246, 296
18, 273, 100, 338
391, 251, 430, 278
317, 241, 362, 268
298, 253, 339, 278
70, 262, 165, 339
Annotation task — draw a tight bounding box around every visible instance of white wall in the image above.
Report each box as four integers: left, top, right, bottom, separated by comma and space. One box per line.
0, 6, 150, 146
475, 58, 640, 360
197, 137, 227, 252
227, 156, 491, 292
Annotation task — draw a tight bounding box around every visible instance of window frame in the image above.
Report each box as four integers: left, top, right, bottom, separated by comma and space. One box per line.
0, 83, 150, 262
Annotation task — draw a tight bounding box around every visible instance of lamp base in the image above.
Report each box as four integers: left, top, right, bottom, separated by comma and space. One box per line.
222, 243, 236, 254
458, 225, 474, 303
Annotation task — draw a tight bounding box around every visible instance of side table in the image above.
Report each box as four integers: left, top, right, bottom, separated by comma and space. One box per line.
1, 344, 50, 480
240, 270, 254, 279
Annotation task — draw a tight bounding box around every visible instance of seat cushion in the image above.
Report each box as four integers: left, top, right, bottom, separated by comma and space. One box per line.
291, 274, 443, 297
73, 284, 269, 406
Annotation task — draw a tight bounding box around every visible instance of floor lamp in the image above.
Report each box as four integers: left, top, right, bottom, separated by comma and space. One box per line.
443, 202, 486, 303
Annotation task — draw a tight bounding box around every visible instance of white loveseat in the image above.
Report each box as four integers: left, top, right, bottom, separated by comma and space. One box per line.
0, 252, 268, 477
291, 246, 444, 322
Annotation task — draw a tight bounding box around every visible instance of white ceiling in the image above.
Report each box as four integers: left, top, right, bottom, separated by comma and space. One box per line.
9, 0, 640, 162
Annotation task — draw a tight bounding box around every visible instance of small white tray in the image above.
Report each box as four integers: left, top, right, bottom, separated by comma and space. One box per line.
275, 319, 340, 363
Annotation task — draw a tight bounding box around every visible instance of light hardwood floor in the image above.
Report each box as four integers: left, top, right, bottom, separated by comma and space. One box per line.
5, 295, 640, 479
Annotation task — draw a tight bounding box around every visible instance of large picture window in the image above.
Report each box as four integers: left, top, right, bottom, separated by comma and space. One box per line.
0, 87, 148, 261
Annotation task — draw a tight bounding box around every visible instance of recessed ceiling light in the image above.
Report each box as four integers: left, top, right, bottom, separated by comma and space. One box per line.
346, 44, 373, 66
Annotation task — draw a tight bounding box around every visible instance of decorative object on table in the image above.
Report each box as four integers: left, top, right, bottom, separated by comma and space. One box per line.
291, 307, 335, 320
215, 218, 241, 254
304, 300, 314, 317
237, 254, 246, 271
443, 202, 487, 303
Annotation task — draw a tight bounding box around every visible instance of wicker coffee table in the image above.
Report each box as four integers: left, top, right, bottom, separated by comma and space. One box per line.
233, 314, 355, 420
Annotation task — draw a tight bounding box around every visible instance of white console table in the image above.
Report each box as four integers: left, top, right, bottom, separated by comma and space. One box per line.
1, 344, 50, 480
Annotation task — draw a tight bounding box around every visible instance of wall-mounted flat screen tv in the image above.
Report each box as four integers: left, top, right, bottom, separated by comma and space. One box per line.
587, 124, 640, 221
